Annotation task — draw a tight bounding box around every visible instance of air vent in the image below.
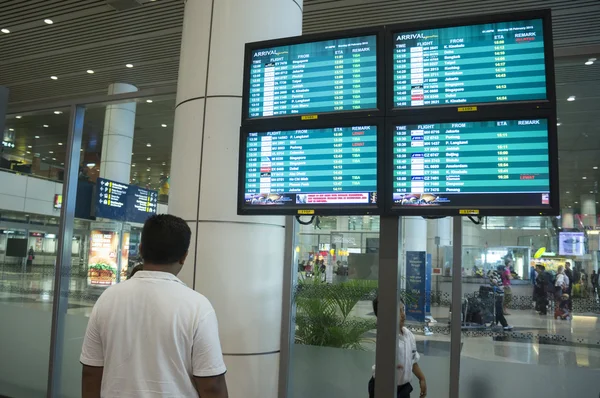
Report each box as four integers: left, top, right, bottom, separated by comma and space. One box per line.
106, 0, 144, 11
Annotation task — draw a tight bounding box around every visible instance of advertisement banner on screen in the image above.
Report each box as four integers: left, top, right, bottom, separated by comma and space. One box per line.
120, 232, 130, 281
88, 230, 119, 286
558, 232, 585, 256
406, 251, 426, 323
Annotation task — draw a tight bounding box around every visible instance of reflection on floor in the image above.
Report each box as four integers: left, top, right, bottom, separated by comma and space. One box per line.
2, 272, 600, 369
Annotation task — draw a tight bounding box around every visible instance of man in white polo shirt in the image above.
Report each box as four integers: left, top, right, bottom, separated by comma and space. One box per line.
81, 214, 228, 397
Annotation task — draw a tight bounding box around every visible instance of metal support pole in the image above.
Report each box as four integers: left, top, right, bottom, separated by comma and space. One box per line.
46, 105, 85, 397
449, 216, 463, 398
278, 216, 297, 398
374, 215, 400, 398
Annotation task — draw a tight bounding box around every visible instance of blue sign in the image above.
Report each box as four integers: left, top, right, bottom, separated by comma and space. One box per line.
406, 251, 426, 323
426, 253, 432, 314
96, 178, 158, 223
125, 185, 158, 224
96, 178, 128, 221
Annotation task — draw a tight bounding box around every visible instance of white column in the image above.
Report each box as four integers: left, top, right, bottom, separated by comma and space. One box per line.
581, 194, 597, 228
401, 217, 427, 289
99, 83, 137, 183
561, 207, 575, 229
169, 1, 302, 397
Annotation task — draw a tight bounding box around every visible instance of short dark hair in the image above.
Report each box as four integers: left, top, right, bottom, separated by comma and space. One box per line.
140, 214, 191, 264
372, 296, 405, 318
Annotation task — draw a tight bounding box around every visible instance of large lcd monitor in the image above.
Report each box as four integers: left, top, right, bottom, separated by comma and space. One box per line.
387, 10, 554, 114
238, 119, 383, 215
242, 28, 384, 123
558, 232, 585, 256
387, 116, 558, 216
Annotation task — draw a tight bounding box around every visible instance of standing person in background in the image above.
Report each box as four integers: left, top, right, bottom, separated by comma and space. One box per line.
26, 246, 35, 272
564, 262, 574, 311
501, 258, 513, 315
81, 215, 228, 398
591, 270, 599, 299
369, 297, 427, 397
534, 265, 548, 315
555, 266, 569, 304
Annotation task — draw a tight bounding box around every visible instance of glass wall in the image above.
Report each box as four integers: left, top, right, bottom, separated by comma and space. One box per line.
0, 94, 175, 397
289, 216, 453, 398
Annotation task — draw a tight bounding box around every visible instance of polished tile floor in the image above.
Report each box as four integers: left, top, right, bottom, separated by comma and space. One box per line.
3, 271, 600, 369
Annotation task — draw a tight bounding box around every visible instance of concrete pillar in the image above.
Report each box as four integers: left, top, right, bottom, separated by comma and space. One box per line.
561, 208, 574, 229
581, 194, 597, 228
99, 83, 137, 183
168, 1, 302, 397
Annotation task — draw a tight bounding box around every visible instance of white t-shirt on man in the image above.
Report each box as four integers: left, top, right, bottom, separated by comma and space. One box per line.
80, 270, 227, 397
372, 327, 421, 386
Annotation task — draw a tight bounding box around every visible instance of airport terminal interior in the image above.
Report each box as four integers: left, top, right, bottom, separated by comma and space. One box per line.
0, 1, 599, 397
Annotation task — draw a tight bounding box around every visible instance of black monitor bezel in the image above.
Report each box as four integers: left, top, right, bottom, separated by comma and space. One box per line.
383, 110, 559, 217
237, 117, 385, 216
241, 26, 386, 125
385, 9, 556, 119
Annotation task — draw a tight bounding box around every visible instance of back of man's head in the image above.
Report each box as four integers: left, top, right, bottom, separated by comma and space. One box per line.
140, 214, 191, 265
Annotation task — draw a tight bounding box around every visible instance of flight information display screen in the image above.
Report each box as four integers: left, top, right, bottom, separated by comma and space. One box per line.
392, 18, 547, 107
247, 35, 378, 118
242, 125, 378, 209
392, 118, 551, 209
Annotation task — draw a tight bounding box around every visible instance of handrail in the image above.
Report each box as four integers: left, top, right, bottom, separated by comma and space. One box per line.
0, 166, 63, 184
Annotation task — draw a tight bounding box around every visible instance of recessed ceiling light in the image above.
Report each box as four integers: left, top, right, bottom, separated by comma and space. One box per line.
26, 151, 31, 154
146, 143, 151, 147
80, 148, 83, 151
54, 110, 62, 114
43, 124, 49, 127
42, 158, 46, 161
35, 136, 40, 139
585, 58, 596, 66
86, 163, 96, 168
1, 28, 10, 34
566, 191, 570, 194
590, 191, 594, 194
27, 145, 32, 148
146, 168, 151, 172
61, 162, 64, 165
594, 166, 599, 170
147, 157, 151, 161
146, 99, 153, 103
52, 158, 56, 161
87, 70, 94, 74
44, 19, 54, 25
162, 162, 166, 166
126, 63, 133, 68
582, 176, 587, 179
49, 151, 54, 154
58, 142, 63, 146
50, 76, 58, 80
15, 115, 21, 119
556, 122, 562, 126
8, 128, 14, 131
161, 124, 167, 127
575, 201, 579, 204
567, 96, 576, 101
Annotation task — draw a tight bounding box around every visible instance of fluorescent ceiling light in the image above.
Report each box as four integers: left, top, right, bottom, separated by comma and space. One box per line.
58, 142, 63, 146
87, 70, 94, 74
147, 157, 151, 161
1, 28, 9, 34
146, 143, 151, 147
162, 162, 166, 166
8, 128, 14, 131
556, 122, 561, 126
161, 124, 167, 127
146, 99, 153, 103
594, 166, 598, 170
27, 145, 32, 148
26, 151, 31, 154
35, 136, 40, 139
43, 124, 49, 127
567, 96, 576, 101
86, 163, 96, 168
582, 176, 587, 180
146, 168, 151, 172
52, 158, 56, 161
15, 115, 21, 119
50, 76, 58, 80
132, 164, 136, 167
126, 64, 133, 68
54, 110, 62, 114
44, 19, 54, 24
49, 151, 54, 154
